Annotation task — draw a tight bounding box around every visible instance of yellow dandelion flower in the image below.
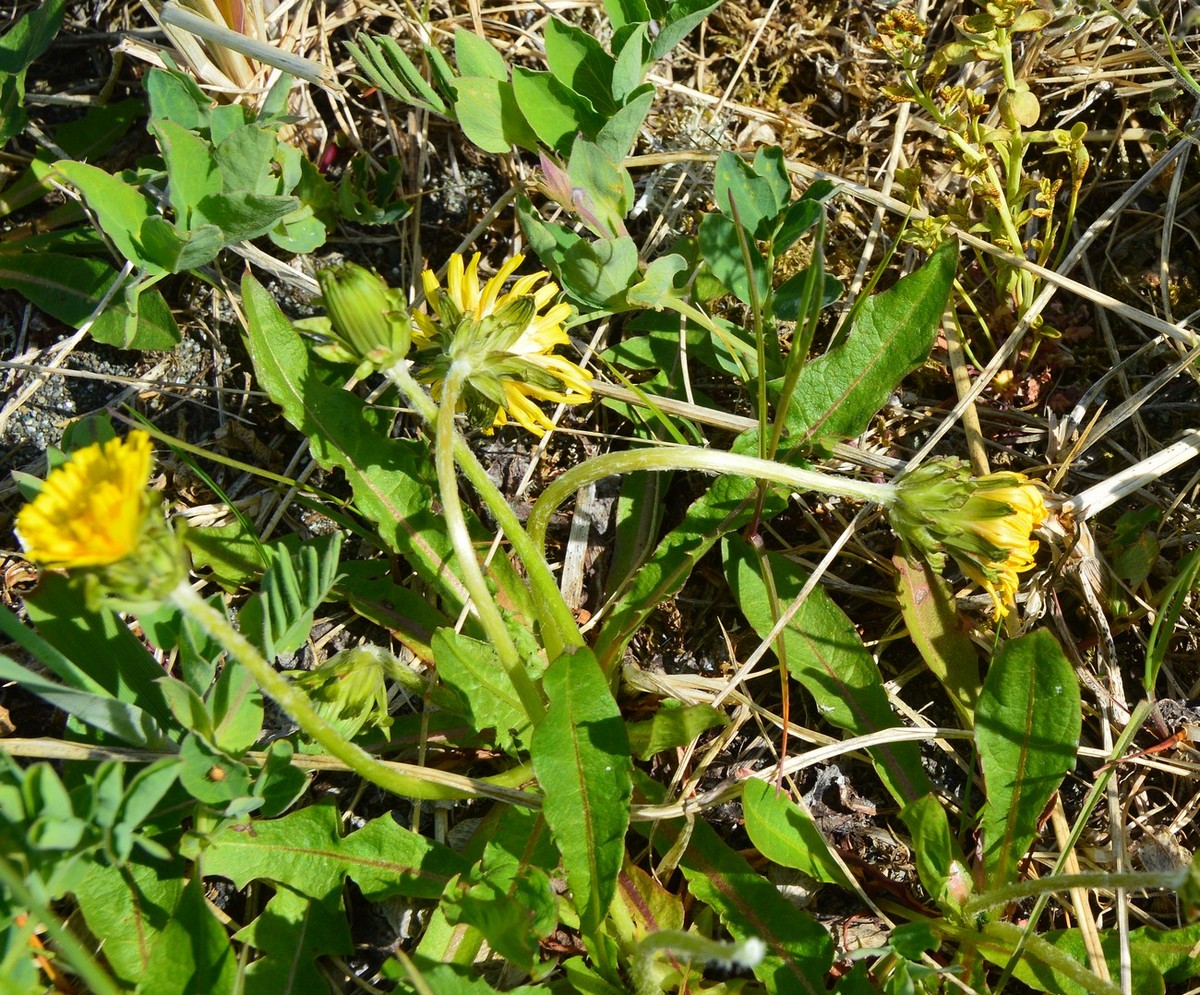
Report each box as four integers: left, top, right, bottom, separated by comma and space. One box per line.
890, 459, 1048, 617
15, 431, 155, 570
413, 252, 591, 437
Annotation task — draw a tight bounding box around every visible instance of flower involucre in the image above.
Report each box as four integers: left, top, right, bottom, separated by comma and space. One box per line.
413, 252, 592, 436
16, 430, 155, 570
889, 458, 1048, 617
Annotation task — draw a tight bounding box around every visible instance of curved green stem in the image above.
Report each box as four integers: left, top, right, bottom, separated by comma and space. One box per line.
961, 868, 1187, 919
169, 582, 475, 800
527, 446, 898, 557
434, 363, 546, 722
386, 361, 583, 660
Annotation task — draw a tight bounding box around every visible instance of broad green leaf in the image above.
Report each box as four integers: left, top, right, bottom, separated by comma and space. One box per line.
337, 560, 449, 660
784, 240, 956, 449
198, 804, 470, 901
136, 875, 238, 995
0, 99, 143, 217
894, 553, 980, 724
0, 652, 169, 748
455, 29, 507, 80
775, 180, 837, 253
433, 628, 536, 753
561, 234, 639, 306
619, 252, 686, 307
441, 848, 557, 977
409, 805, 549, 971
648, 0, 725, 64
511, 66, 603, 151
236, 885, 352, 994
0, 0, 66, 142
518, 196, 583, 284
531, 648, 632, 937
610, 23, 648, 103
253, 740, 310, 819
0, 72, 25, 145
53, 161, 161, 272
184, 521, 268, 590
193, 190, 298, 241
158, 678, 215, 742
212, 101, 251, 143
594, 82, 654, 161
603, 0, 651, 33
212, 124, 278, 194
145, 67, 214, 132
752, 146, 792, 217
626, 701, 727, 759
139, 216, 226, 272
177, 734, 252, 806
1003, 924, 1180, 995
965, 920, 1128, 995
637, 774, 834, 994
618, 857, 685, 936
0, 252, 120, 327
0, 0, 66, 72
725, 535, 934, 807
73, 859, 186, 987
240, 275, 468, 609
150, 119, 220, 223
544, 18, 618, 116
454, 76, 537, 153
23, 574, 174, 731
714, 150, 783, 239
90, 283, 182, 350
901, 793, 967, 911
976, 629, 1080, 890
742, 779, 852, 888
773, 268, 842, 321
698, 211, 768, 306
392, 961, 537, 993
209, 659, 263, 755
110, 759, 181, 862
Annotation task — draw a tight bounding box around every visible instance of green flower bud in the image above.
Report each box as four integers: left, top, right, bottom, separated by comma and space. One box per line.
309, 263, 411, 378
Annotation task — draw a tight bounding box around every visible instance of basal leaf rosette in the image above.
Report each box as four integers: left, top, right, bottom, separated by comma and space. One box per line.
412, 252, 592, 437
14, 430, 186, 608
889, 457, 1048, 617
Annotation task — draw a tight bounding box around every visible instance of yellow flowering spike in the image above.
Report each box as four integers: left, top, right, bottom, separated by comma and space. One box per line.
15, 431, 155, 570
890, 458, 1048, 617
413, 252, 591, 437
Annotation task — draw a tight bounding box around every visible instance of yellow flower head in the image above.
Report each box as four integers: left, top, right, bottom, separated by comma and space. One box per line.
890, 458, 1048, 617
15, 431, 155, 570
413, 252, 592, 436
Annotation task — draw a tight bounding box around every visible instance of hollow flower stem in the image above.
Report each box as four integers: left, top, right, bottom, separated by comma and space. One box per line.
527, 446, 898, 555
386, 360, 584, 661
434, 362, 546, 722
